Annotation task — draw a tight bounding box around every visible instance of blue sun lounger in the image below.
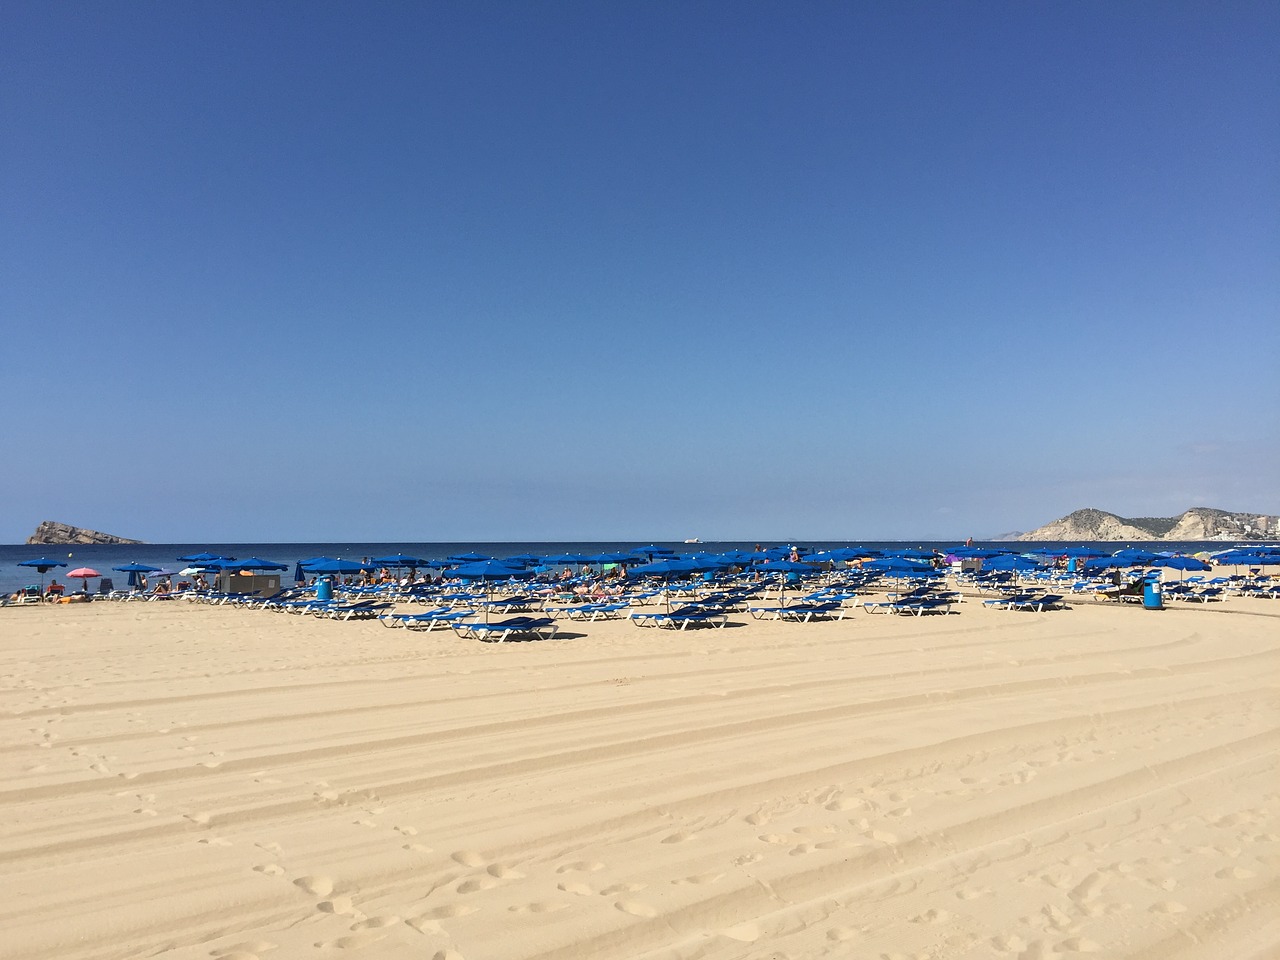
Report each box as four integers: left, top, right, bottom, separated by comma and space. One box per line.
380, 608, 474, 630
320, 599, 394, 621
1007, 594, 1067, 612
630, 609, 728, 630
776, 601, 847, 622
560, 602, 629, 621
451, 616, 559, 641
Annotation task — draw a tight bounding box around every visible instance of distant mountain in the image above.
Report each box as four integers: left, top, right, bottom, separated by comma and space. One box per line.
1017, 507, 1278, 542
26, 521, 143, 545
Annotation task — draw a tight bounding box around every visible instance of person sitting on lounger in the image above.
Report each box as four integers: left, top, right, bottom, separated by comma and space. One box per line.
46, 580, 64, 601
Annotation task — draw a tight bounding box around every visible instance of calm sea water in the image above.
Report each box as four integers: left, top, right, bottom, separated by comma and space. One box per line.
0, 539, 1246, 596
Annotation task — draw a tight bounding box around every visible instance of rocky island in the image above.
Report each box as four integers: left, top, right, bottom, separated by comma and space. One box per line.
26, 521, 143, 545
1017, 507, 1277, 542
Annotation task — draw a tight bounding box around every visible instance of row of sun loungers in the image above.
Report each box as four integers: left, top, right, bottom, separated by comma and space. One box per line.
981, 593, 1068, 612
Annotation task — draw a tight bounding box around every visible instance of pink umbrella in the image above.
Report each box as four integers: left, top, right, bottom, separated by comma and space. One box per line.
67, 567, 101, 593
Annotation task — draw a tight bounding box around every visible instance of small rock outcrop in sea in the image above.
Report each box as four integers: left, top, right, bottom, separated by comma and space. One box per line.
26, 521, 143, 545
1017, 507, 1278, 542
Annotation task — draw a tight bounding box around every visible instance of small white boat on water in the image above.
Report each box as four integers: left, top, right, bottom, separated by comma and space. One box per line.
684, 538, 701, 544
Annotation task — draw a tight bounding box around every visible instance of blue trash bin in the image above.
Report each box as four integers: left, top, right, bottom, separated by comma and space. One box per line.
1142, 575, 1163, 610
315, 577, 333, 602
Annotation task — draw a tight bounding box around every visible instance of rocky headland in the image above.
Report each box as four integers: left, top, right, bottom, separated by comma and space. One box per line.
26, 521, 143, 545
1017, 507, 1277, 542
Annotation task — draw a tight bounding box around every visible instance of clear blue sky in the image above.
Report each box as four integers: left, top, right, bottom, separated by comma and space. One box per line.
2, 1, 1276, 542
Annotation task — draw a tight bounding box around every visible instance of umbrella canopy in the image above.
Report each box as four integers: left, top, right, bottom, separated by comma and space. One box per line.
18, 557, 68, 592
755, 559, 818, 606
631, 545, 675, 560
1149, 555, 1212, 571
176, 552, 235, 563
864, 557, 933, 573
1212, 550, 1280, 567
1111, 548, 1162, 565
544, 553, 591, 565
371, 554, 428, 567
980, 554, 1042, 571
306, 559, 373, 574
451, 560, 529, 580
225, 558, 288, 571
113, 562, 162, 589
451, 560, 532, 621
447, 552, 494, 563
66, 568, 101, 593
18, 558, 68, 571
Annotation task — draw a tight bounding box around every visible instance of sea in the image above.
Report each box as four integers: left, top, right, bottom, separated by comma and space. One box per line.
0, 539, 1249, 597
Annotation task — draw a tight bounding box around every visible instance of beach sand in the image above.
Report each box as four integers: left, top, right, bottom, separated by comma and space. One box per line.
1, 595, 1277, 960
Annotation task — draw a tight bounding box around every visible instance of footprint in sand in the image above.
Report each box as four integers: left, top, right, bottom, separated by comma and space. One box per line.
405, 916, 443, 935
661, 830, 693, 844
431, 950, 465, 960
509, 902, 568, 914
211, 940, 277, 957
394, 825, 418, 836
1059, 937, 1102, 952
350, 915, 400, 929
452, 850, 487, 867
316, 931, 385, 950
1150, 901, 1186, 914
556, 861, 605, 873
720, 922, 759, 942
317, 896, 354, 915
733, 853, 763, 866
420, 904, 477, 919
294, 876, 335, 897
912, 908, 951, 924
457, 876, 499, 894
826, 926, 858, 941
1216, 866, 1255, 880
487, 863, 524, 879
990, 934, 1026, 953
671, 872, 724, 886
600, 882, 646, 895
558, 881, 594, 896
253, 864, 285, 876
615, 899, 657, 918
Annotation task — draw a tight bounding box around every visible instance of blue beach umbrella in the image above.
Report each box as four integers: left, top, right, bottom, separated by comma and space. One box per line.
371, 554, 429, 567
1149, 555, 1212, 580
19, 557, 68, 592
452, 560, 533, 621
981, 554, 1041, 571
113, 562, 163, 588
631, 557, 703, 612
631, 545, 675, 560
1111, 548, 1162, 566
177, 552, 235, 563
19, 557, 68, 572
447, 552, 494, 563
307, 559, 373, 575
755, 558, 818, 606
227, 558, 289, 571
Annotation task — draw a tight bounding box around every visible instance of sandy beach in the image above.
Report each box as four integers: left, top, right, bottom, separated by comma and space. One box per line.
2, 594, 1278, 960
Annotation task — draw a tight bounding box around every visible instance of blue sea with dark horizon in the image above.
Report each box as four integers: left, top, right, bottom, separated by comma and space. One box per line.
0, 538, 1254, 596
